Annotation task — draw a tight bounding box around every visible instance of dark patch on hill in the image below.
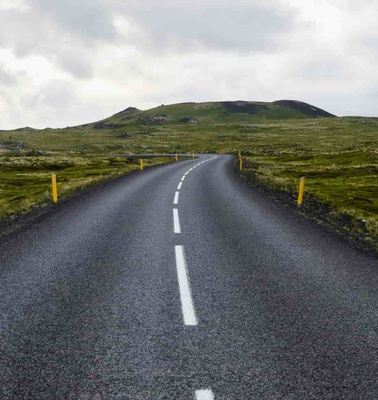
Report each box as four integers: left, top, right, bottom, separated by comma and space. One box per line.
121, 115, 136, 122
222, 101, 268, 115
139, 115, 168, 124
93, 122, 121, 129
179, 117, 198, 124
273, 100, 336, 118
118, 131, 131, 138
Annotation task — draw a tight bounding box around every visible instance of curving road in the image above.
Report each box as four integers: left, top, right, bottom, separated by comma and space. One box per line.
0, 155, 377, 399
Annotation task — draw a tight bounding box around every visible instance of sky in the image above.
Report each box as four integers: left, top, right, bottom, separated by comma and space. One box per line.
1, 0, 378, 129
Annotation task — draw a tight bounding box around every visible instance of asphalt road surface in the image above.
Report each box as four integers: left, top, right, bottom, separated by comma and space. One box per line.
0, 155, 377, 399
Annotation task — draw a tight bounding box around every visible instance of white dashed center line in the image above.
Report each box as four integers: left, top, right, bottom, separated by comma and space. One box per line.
177, 182, 183, 190
173, 209, 181, 234
195, 389, 215, 399
173, 191, 180, 204
175, 245, 198, 326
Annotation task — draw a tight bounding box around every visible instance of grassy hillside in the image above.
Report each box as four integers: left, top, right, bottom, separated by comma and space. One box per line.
0, 100, 377, 251
86, 100, 335, 128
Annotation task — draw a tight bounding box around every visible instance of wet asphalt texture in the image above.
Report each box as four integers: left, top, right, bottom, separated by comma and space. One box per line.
0, 155, 377, 399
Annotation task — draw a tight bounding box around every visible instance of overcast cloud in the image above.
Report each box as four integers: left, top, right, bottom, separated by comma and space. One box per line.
0, 0, 378, 129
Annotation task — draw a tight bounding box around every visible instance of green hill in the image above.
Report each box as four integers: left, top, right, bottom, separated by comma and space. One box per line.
86, 100, 335, 129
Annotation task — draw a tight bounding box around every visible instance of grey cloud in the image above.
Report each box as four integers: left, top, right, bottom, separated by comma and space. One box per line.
299, 61, 343, 80
122, 2, 297, 52
30, 0, 116, 42
22, 80, 76, 109
55, 49, 95, 80
39, 82, 75, 109
0, 8, 97, 79
0, 67, 17, 86
360, 36, 378, 51
0, 90, 14, 107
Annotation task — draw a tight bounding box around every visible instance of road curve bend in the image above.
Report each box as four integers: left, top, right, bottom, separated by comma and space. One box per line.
0, 155, 377, 399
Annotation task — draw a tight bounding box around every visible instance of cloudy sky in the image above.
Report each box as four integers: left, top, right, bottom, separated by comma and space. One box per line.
1, 0, 378, 129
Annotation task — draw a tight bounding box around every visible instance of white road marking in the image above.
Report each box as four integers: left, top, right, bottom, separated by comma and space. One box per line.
181, 176, 186, 181
184, 171, 189, 176
173, 209, 181, 234
175, 245, 198, 326
177, 182, 183, 190
173, 191, 180, 204
195, 389, 215, 400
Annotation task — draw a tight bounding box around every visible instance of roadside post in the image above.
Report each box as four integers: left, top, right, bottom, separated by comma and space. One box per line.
297, 177, 305, 207
239, 157, 243, 171
51, 174, 58, 203
175, 154, 178, 161
140, 159, 143, 171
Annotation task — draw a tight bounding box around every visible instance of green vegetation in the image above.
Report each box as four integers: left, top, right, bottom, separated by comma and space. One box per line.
0, 101, 377, 249
0, 152, 175, 223
234, 119, 377, 248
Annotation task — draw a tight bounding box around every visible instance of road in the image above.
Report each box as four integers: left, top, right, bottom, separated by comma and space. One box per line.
0, 155, 377, 399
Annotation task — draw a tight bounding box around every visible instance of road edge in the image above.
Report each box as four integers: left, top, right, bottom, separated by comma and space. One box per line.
233, 157, 378, 258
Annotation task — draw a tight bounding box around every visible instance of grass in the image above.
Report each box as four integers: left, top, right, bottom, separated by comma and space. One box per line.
0, 152, 175, 222
0, 102, 377, 249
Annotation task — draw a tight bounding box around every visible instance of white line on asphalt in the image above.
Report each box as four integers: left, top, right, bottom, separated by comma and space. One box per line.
173, 209, 181, 234
184, 171, 189, 176
173, 191, 180, 204
177, 182, 183, 190
195, 389, 215, 400
175, 245, 198, 326
181, 176, 186, 181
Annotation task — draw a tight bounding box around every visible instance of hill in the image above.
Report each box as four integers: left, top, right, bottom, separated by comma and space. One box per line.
86, 100, 335, 129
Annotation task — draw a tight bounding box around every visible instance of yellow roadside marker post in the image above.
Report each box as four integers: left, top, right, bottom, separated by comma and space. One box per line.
239, 157, 243, 171
175, 153, 178, 161
51, 173, 58, 203
139, 159, 143, 171
192, 151, 195, 159
297, 177, 305, 207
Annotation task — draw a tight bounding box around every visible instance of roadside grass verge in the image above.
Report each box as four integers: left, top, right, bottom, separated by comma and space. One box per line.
0, 153, 175, 226
235, 148, 377, 252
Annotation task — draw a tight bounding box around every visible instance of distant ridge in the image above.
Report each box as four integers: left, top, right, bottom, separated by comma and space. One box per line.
14, 126, 35, 131
85, 100, 336, 129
